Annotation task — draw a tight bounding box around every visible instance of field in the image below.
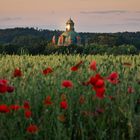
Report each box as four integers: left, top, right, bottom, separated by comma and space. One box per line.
0, 54, 140, 140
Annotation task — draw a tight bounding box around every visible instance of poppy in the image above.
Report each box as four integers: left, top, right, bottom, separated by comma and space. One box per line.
27, 124, 38, 134
9, 105, 20, 111
0, 79, 8, 93
60, 101, 68, 109
7, 86, 15, 93
23, 101, 30, 110
13, 68, 22, 77
44, 96, 52, 106
43, 67, 53, 75
94, 87, 105, 99
71, 61, 83, 71
89, 61, 97, 71
107, 72, 119, 84
62, 80, 73, 88
0, 104, 10, 113
25, 110, 32, 119
127, 86, 134, 94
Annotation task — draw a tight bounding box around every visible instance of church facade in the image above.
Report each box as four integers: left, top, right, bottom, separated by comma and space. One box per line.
52, 18, 81, 46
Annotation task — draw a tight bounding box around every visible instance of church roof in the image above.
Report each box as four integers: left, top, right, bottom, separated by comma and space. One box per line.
61, 31, 80, 39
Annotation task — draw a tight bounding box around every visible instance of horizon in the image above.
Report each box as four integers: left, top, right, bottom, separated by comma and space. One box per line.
0, 0, 140, 33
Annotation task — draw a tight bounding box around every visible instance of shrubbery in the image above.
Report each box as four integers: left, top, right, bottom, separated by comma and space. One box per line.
0, 43, 139, 55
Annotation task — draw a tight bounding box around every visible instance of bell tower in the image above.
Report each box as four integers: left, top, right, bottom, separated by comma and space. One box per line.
66, 18, 75, 31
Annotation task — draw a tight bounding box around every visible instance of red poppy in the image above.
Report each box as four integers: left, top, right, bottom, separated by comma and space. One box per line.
43, 67, 53, 75
62, 80, 73, 88
27, 124, 38, 134
107, 72, 119, 84
95, 79, 105, 88
9, 105, 20, 111
44, 96, 53, 106
127, 86, 134, 94
89, 61, 97, 71
25, 110, 32, 119
13, 68, 22, 77
0, 104, 10, 113
0, 79, 8, 93
23, 101, 30, 110
89, 74, 103, 86
7, 86, 15, 93
71, 61, 83, 71
94, 87, 105, 99
60, 101, 68, 110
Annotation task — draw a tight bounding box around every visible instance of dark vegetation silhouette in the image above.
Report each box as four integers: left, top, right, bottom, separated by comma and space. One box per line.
0, 27, 140, 55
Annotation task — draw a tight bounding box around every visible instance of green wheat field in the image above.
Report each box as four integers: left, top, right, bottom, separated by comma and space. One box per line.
0, 54, 140, 140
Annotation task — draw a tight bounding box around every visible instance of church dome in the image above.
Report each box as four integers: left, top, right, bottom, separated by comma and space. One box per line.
66, 18, 74, 25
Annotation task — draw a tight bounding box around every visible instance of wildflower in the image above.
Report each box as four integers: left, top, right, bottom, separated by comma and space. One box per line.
60, 101, 68, 110
0, 79, 8, 93
94, 87, 105, 99
9, 105, 20, 111
43, 67, 53, 75
62, 80, 73, 88
44, 96, 52, 106
0, 104, 10, 113
7, 86, 15, 93
127, 86, 134, 94
89, 61, 96, 71
71, 61, 83, 71
107, 72, 119, 84
23, 101, 30, 110
27, 124, 38, 134
13, 68, 22, 77
25, 110, 32, 119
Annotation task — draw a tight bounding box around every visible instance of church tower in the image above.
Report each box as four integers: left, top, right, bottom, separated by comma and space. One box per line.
66, 18, 75, 31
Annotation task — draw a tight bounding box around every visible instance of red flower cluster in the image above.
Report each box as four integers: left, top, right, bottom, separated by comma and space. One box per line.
89, 74, 105, 99
13, 68, 22, 77
0, 79, 14, 94
23, 101, 32, 119
27, 124, 38, 134
62, 80, 73, 88
43, 67, 53, 75
71, 61, 83, 71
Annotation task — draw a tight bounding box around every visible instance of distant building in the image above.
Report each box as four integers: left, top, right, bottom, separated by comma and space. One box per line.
52, 18, 81, 46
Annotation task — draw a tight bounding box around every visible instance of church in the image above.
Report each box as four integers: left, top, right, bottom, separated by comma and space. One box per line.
52, 18, 81, 46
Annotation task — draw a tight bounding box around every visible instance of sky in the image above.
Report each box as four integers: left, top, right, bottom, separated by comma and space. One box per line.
0, 0, 140, 32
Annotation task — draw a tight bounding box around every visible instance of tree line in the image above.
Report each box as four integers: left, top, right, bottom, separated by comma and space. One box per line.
0, 27, 140, 55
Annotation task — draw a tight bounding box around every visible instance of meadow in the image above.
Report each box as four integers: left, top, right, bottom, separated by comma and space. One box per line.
0, 54, 140, 140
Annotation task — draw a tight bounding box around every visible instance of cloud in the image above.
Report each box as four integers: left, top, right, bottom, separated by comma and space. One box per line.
0, 17, 22, 22
80, 10, 128, 15
126, 18, 140, 21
